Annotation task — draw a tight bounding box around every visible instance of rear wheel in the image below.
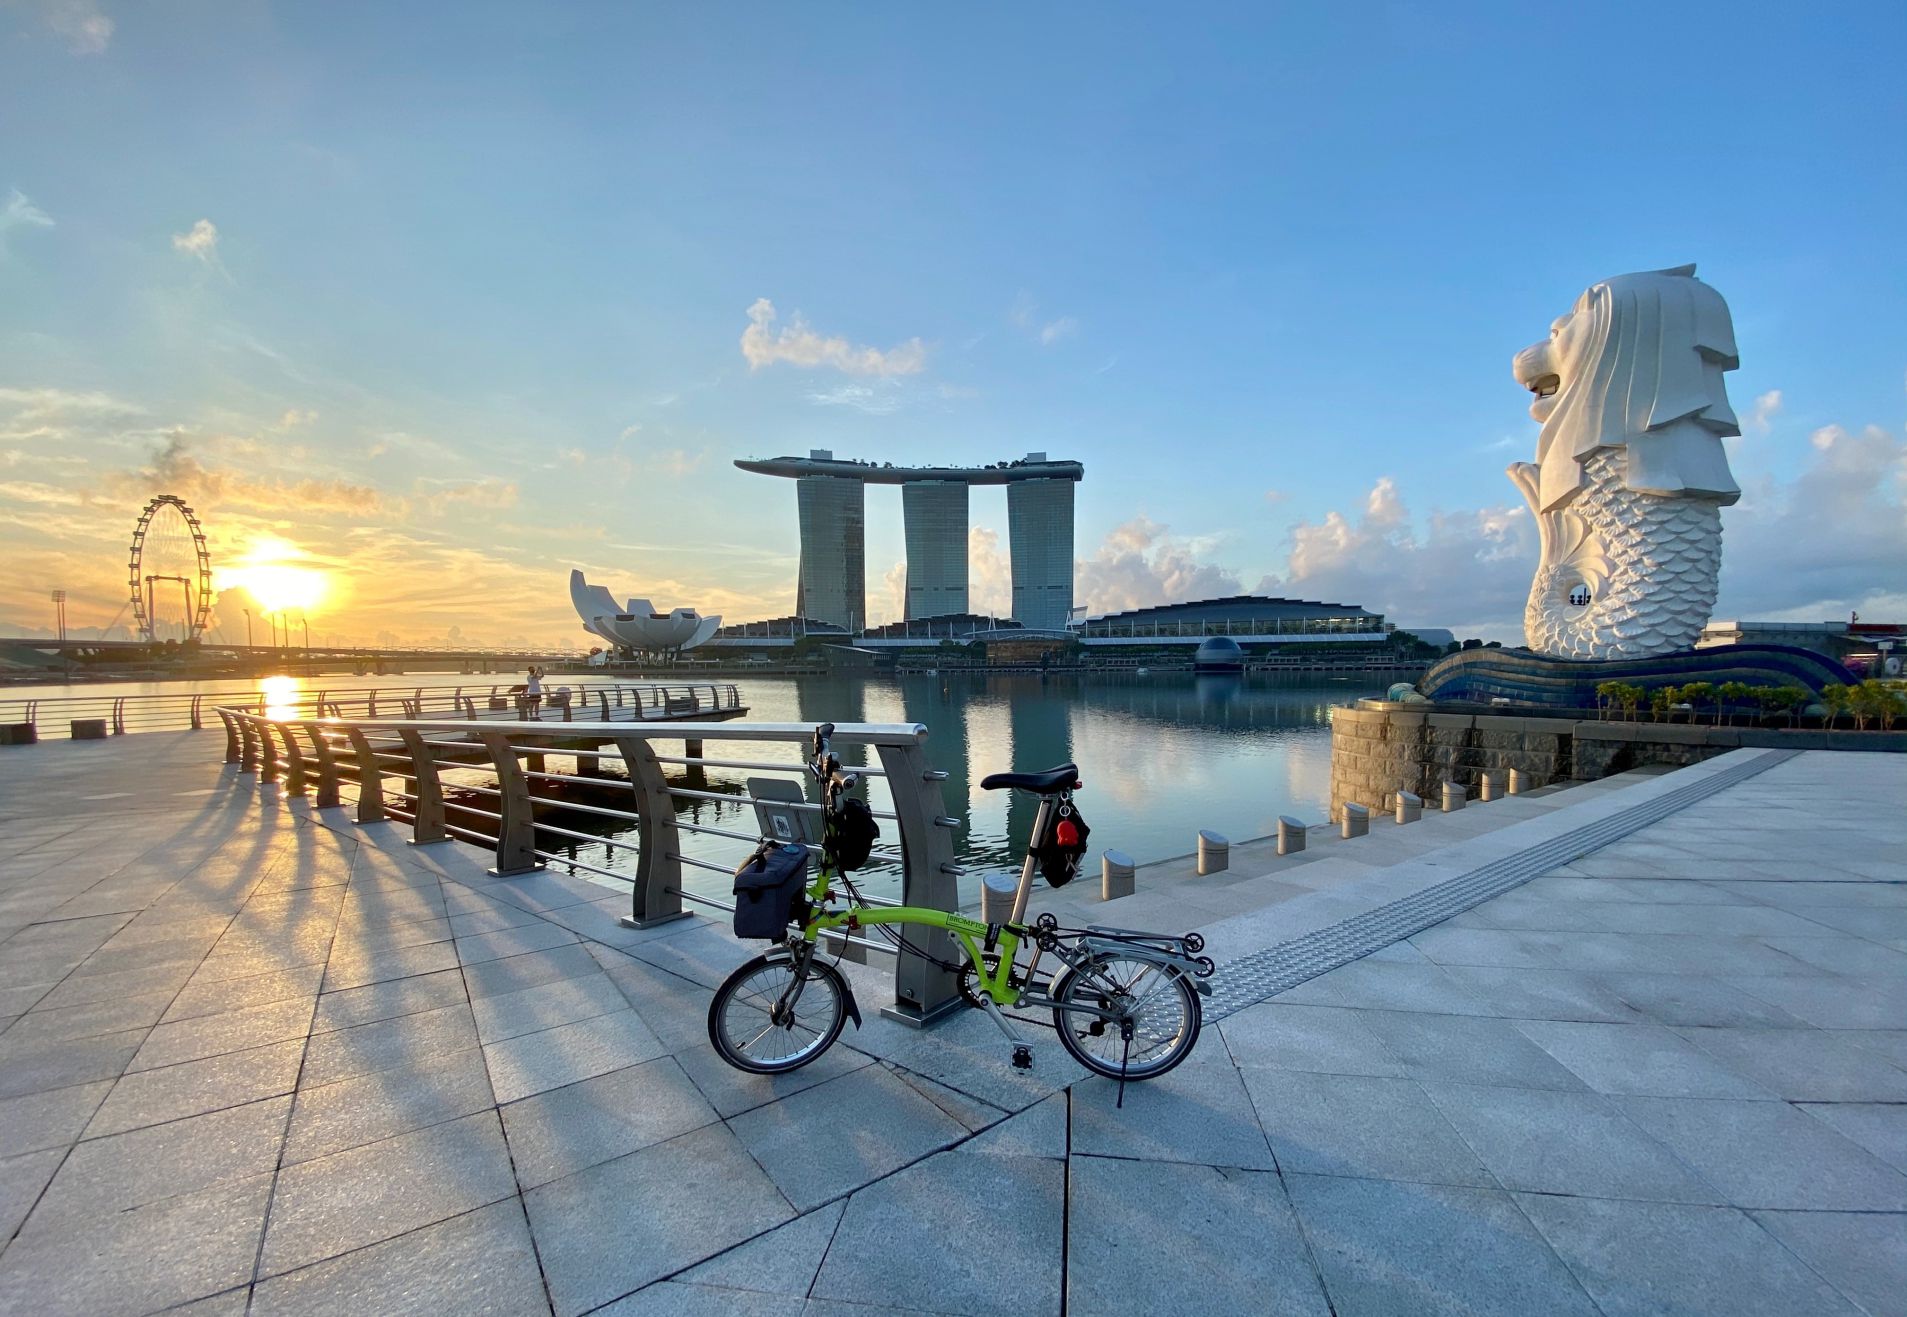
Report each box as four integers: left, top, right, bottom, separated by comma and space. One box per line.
708, 952, 848, 1074
1049, 952, 1201, 1081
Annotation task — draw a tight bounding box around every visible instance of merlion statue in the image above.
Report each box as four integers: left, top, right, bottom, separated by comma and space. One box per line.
1508, 265, 1741, 659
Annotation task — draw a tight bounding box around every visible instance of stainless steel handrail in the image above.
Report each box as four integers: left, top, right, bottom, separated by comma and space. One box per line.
214, 706, 961, 1025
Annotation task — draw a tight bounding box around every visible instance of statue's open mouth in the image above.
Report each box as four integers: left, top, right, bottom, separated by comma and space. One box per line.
1527, 373, 1560, 400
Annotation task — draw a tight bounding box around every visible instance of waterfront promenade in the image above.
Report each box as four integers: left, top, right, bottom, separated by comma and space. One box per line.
1, 734, 1903, 1315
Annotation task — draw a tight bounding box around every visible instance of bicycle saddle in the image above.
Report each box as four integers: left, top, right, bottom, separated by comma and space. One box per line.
979, 763, 1080, 794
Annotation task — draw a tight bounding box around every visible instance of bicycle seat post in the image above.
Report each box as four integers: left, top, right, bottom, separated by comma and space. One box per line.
1007, 794, 1055, 926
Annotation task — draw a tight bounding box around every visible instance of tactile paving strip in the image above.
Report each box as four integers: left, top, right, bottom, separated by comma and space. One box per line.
1206, 749, 1799, 1020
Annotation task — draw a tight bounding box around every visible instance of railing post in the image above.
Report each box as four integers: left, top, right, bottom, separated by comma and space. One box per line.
874, 735, 962, 1025
275, 722, 307, 796
345, 727, 386, 823
612, 734, 689, 929
480, 732, 541, 875
190, 695, 203, 730
111, 697, 126, 735
217, 709, 240, 763
259, 717, 279, 781
239, 716, 259, 772
398, 729, 448, 844
299, 722, 342, 808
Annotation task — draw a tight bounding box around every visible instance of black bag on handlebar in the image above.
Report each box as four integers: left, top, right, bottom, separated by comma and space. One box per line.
732, 841, 810, 940
1034, 801, 1091, 888
830, 796, 881, 872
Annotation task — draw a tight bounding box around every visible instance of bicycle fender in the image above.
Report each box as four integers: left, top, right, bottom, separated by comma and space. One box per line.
1080, 938, 1212, 990
765, 945, 863, 1029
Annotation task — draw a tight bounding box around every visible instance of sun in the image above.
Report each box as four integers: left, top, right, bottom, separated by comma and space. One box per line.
216, 536, 331, 614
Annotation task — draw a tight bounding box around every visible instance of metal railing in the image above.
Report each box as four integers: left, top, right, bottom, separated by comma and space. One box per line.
0, 681, 744, 740
213, 707, 964, 1024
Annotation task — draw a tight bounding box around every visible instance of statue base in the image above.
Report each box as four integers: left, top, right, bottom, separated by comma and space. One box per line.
1417, 644, 1854, 710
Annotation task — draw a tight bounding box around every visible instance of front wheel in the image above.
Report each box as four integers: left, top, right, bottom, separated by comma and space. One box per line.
1049, 953, 1201, 1081
708, 952, 849, 1074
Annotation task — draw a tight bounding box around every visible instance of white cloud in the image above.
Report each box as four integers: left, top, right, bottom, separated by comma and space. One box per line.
0, 189, 55, 256
1076, 517, 1244, 615
1258, 477, 1534, 639
1009, 293, 1078, 347
172, 218, 220, 262
26, 0, 112, 53
806, 381, 906, 414
740, 299, 926, 377
969, 527, 1012, 617
1715, 422, 1907, 620
1748, 389, 1783, 434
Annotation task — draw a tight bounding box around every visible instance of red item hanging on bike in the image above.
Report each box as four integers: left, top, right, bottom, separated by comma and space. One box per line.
1035, 802, 1091, 887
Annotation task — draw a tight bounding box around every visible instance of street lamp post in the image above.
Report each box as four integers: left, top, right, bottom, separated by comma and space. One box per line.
243, 608, 253, 648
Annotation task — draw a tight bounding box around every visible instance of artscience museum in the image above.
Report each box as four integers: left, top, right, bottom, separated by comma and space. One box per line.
569, 569, 720, 656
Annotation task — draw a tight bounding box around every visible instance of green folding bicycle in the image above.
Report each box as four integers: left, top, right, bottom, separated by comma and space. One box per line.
707, 724, 1215, 1086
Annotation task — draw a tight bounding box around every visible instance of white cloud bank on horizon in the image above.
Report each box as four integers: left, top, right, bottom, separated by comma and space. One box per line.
741, 299, 927, 376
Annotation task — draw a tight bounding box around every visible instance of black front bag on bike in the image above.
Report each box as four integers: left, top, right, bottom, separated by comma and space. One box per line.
830, 796, 881, 872
731, 841, 810, 940
1034, 801, 1091, 888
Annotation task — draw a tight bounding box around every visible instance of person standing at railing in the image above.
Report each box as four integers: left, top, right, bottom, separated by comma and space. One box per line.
524, 667, 543, 720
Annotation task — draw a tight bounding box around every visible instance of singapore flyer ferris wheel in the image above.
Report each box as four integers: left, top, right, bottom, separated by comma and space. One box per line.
128, 494, 214, 643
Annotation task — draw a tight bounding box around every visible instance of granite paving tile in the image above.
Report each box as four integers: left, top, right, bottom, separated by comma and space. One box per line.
599, 1283, 803, 1315
499, 1055, 717, 1189
1619, 1095, 1907, 1210
0, 1027, 144, 1100
675, 1200, 845, 1297
0, 1172, 274, 1317
1514, 1018, 1782, 1099
1066, 1156, 1329, 1316
1750, 1210, 1907, 1317
1070, 1043, 1275, 1170
1517, 1195, 1859, 1317
0, 988, 176, 1044
481, 1008, 668, 1104
129, 995, 317, 1072
0, 1078, 112, 1157
28, 1095, 291, 1228
162, 962, 327, 1024
1677, 1025, 1907, 1102
284, 1046, 496, 1165
523, 1124, 794, 1317
1419, 1081, 1719, 1202
460, 942, 604, 999
470, 971, 629, 1044
1359, 1010, 1590, 1091
1240, 1068, 1496, 1186
728, 1063, 969, 1211
810, 1150, 1061, 1316
1289, 1172, 1598, 1315
85, 1037, 306, 1136
309, 967, 467, 1033
1796, 1101, 1907, 1174
260, 1110, 518, 1277
1218, 1001, 1406, 1076
0, 1146, 63, 1242
300, 1001, 479, 1087
250, 1199, 550, 1317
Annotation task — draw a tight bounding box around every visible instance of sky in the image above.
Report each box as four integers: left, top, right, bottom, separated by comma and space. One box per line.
2, 1, 1903, 648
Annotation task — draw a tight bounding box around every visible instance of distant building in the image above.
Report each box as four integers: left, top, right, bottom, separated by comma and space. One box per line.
735, 449, 1082, 631
1701, 619, 1904, 674
1073, 595, 1387, 647
569, 570, 719, 655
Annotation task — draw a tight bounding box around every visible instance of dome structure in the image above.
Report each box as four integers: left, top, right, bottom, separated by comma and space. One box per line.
1192, 635, 1245, 672
570, 569, 720, 654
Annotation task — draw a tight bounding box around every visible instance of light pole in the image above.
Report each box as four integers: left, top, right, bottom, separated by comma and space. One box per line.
243, 608, 253, 648
49, 590, 66, 646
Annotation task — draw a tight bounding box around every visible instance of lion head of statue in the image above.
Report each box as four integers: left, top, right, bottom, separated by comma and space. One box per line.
1510, 264, 1742, 514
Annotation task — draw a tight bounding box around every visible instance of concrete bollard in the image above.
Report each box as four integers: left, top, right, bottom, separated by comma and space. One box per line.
980, 874, 1020, 924
1508, 769, 1529, 795
1196, 830, 1229, 876
1342, 802, 1370, 838
1101, 850, 1136, 901
70, 719, 108, 740
1479, 771, 1503, 802
1277, 816, 1307, 855
1395, 791, 1422, 824
1442, 780, 1466, 812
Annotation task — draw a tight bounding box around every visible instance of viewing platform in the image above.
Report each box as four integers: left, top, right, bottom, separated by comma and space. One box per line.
0, 729, 1901, 1315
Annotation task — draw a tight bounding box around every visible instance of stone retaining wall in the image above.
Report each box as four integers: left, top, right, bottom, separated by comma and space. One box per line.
1329, 702, 1905, 821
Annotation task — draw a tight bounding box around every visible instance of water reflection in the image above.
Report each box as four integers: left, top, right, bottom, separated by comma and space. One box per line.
509, 672, 1377, 906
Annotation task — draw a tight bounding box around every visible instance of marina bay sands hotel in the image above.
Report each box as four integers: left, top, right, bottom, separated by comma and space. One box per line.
734, 450, 1083, 632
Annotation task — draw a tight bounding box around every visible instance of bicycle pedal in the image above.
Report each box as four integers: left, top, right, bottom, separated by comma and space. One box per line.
1010, 1044, 1035, 1071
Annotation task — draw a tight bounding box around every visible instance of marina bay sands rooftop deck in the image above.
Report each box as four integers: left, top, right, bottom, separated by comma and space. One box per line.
734, 451, 1083, 484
